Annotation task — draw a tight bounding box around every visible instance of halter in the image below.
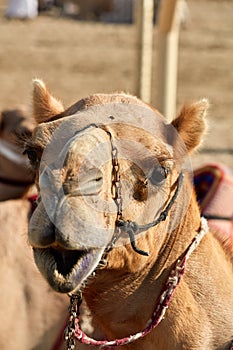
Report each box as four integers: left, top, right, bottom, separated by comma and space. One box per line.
115, 172, 184, 256
65, 218, 210, 349
100, 126, 184, 258
39, 124, 231, 350
64, 124, 199, 349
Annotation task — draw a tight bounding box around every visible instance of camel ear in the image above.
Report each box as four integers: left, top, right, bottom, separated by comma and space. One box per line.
171, 99, 209, 153
32, 79, 64, 124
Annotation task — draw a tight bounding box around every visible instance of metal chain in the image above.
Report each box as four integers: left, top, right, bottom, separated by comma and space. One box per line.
97, 128, 124, 268
65, 292, 82, 350
110, 142, 123, 223
64, 127, 124, 349
104, 129, 123, 252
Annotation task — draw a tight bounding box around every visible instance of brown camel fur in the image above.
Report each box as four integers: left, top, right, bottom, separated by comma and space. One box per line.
25, 79, 233, 350
0, 107, 35, 200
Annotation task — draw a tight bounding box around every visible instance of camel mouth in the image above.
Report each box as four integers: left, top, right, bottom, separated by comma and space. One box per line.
51, 248, 86, 277
33, 246, 104, 293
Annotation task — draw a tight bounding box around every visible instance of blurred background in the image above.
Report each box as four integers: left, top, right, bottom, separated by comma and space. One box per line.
0, 3, 232, 349
0, 0, 232, 168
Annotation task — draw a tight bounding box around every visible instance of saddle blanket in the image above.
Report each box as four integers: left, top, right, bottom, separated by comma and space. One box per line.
194, 163, 233, 253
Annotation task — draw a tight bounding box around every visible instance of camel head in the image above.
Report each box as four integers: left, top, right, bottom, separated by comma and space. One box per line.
25, 79, 208, 294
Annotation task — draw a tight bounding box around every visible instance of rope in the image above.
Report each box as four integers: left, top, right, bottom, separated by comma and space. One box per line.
116, 171, 184, 256
67, 218, 209, 349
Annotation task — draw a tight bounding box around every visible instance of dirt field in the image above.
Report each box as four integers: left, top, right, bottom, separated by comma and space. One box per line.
0, 0, 232, 170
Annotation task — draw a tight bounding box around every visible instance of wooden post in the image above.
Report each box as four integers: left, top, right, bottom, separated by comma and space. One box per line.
135, 0, 154, 103
157, 0, 181, 120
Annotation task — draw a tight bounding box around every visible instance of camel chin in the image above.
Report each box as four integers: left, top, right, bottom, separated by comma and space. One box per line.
33, 246, 105, 293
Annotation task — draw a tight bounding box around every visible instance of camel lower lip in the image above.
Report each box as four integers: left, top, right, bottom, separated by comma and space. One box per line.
33, 246, 104, 293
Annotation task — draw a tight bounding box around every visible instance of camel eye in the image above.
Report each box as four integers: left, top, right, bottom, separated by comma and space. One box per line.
23, 148, 39, 166
148, 166, 168, 186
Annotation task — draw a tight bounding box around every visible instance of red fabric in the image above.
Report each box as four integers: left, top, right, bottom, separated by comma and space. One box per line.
28, 194, 38, 215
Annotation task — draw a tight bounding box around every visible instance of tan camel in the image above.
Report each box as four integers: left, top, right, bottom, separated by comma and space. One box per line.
25, 79, 233, 350
0, 199, 69, 350
0, 107, 70, 349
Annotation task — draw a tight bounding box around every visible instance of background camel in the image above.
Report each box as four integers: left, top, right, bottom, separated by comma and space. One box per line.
0, 106, 103, 349
0, 107, 35, 201
0, 107, 69, 349
25, 79, 233, 349
0, 199, 68, 350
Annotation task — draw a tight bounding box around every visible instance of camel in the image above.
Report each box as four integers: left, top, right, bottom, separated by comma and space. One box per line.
0, 199, 69, 350
25, 79, 233, 350
0, 107, 70, 349
0, 107, 35, 201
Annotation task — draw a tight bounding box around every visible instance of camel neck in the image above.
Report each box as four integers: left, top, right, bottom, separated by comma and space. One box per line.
154, 191, 201, 277
73, 218, 208, 349
84, 193, 203, 340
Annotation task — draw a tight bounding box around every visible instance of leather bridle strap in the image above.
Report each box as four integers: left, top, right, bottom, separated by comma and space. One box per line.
99, 123, 185, 257
71, 123, 185, 257
203, 213, 233, 221
116, 172, 184, 256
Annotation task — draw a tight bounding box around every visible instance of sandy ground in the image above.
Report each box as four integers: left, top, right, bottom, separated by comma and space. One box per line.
0, 0, 232, 170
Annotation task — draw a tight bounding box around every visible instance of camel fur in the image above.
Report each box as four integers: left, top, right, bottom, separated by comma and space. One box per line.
0, 107, 35, 200
0, 107, 70, 349
25, 79, 233, 350
0, 199, 69, 350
